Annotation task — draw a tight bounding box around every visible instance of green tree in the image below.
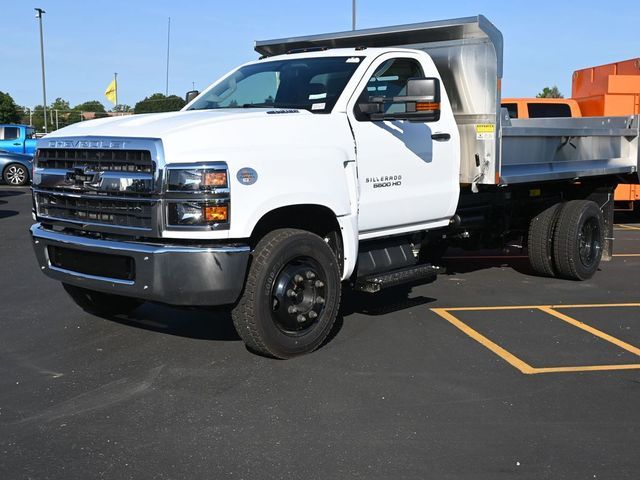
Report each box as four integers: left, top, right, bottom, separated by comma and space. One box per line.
50, 97, 71, 111
0, 91, 21, 123
113, 104, 132, 112
74, 100, 106, 113
134, 93, 186, 113
31, 105, 50, 131
536, 86, 564, 98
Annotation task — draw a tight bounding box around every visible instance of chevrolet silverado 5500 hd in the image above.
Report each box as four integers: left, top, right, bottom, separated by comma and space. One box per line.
30, 16, 640, 358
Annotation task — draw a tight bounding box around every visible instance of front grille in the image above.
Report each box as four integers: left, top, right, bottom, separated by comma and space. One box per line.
36, 192, 154, 229
37, 148, 154, 173
48, 246, 135, 281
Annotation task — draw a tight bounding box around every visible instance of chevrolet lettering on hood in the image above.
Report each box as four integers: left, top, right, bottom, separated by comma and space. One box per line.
47, 139, 127, 149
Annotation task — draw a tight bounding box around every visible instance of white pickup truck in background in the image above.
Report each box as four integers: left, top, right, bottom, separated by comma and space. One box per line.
30, 16, 640, 358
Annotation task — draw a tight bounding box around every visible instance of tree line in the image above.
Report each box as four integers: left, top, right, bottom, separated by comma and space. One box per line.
0, 91, 186, 131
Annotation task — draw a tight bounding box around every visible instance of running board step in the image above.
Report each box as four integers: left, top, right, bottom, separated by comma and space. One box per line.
355, 264, 439, 293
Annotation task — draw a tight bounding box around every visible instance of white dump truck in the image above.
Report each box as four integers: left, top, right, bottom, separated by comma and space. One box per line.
31, 16, 639, 358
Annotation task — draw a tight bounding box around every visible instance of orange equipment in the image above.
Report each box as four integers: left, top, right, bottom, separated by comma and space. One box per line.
572, 58, 640, 211
501, 98, 581, 119
572, 58, 640, 117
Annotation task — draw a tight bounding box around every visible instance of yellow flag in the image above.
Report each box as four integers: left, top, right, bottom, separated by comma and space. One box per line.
104, 79, 117, 105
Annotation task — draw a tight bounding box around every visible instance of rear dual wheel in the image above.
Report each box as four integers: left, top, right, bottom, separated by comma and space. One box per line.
527, 200, 604, 280
232, 229, 341, 359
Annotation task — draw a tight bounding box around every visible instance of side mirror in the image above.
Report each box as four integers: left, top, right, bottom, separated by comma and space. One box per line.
363, 77, 441, 123
185, 90, 199, 103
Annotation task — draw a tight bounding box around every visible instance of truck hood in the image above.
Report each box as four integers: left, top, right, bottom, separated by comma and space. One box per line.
41, 108, 355, 167
44, 109, 313, 139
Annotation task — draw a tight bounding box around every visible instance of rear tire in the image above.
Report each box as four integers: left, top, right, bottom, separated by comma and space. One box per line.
527, 203, 563, 277
553, 200, 604, 280
62, 283, 143, 315
231, 229, 341, 359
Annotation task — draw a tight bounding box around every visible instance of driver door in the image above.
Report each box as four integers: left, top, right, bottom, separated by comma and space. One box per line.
347, 53, 459, 238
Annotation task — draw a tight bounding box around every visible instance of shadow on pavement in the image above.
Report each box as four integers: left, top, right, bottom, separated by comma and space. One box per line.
101, 302, 240, 341
0, 189, 26, 197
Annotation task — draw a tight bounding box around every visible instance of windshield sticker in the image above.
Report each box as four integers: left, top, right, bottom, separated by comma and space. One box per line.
308, 92, 327, 100
311, 103, 326, 110
346, 57, 361, 63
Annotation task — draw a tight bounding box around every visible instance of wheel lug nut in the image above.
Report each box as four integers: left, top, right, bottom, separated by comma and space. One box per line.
286, 289, 296, 298
294, 274, 304, 284
308, 311, 318, 319
305, 271, 316, 279
314, 280, 324, 288
316, 297, 325, 305
288, 306, 298, 314
296, 314, 307, 323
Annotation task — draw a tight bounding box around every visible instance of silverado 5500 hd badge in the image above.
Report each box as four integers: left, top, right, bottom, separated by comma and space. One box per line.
365, 175, 402, 189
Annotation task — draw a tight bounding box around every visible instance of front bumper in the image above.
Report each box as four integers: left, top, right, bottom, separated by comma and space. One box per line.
30, 223, 250, 306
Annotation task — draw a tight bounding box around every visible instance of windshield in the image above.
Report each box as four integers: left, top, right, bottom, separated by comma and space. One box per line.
187, 56, 364, 113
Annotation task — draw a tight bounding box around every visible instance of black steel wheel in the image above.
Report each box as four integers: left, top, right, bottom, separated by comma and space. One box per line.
553, 200, 604, 280
62, 283, 144, 315
3, 163, 29, 186
232, 228, 341, 359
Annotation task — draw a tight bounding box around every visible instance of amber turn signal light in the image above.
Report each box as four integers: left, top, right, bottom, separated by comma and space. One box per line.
203, 171, 227, 187
204, 205, 228, 222
416, 102, 440, 111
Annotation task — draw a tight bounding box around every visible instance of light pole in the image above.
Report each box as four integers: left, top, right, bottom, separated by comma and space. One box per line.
35, 8, 48, 133
165, 17, 171, 96
352, 0, 356, 30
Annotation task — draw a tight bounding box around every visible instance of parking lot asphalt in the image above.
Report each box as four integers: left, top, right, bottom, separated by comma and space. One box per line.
1, 186, 640, 479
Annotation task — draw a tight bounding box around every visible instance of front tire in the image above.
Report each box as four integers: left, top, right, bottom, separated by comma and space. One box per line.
62, 283, 144, 315
553, 200, 604, 280
3, 163, 29, 186
232, 229, 341, 359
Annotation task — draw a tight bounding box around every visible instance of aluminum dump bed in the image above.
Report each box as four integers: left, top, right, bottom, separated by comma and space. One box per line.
255, 15, 640, 186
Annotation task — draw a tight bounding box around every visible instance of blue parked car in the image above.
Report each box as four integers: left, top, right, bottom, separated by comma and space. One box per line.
0, 124, 37, 156
0, 149, 32, 186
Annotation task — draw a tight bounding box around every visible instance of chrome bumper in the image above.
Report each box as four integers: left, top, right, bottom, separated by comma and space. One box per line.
30, 223, 250, 306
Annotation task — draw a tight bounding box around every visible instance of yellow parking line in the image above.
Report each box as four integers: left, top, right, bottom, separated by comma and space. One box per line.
443, 303, 640, 312
538, 306, 640, 357
431, 308, 535, 374
613, 253, 640, 257
616, 224, 640, 231
531, 364, 640, 374
431, 303, 640, 375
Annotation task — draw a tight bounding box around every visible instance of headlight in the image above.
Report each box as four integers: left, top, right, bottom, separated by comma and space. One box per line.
164, 163, 230, 230
167, 168, 227, 191
167, 202, 229, 226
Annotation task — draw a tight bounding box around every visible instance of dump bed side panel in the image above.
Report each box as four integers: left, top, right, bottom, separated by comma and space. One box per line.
500, 114, 640, 184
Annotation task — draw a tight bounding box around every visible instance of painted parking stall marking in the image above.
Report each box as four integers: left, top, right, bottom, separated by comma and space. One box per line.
431, 303, 640, 374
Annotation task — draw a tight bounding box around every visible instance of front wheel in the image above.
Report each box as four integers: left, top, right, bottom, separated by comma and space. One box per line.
3, 163, 29, 186
62, 283, 144, 315
231, 229, 342, 359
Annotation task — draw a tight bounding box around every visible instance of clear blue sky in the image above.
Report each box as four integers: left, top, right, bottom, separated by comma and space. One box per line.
2, 0, 639, 109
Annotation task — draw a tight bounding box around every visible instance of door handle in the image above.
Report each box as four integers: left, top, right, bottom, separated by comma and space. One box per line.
13, 142, 21, 145
431, 133, 451, 141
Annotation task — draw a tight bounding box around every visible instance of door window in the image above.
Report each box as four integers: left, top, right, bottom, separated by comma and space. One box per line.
1, 127, 20, 140
355, 58, 424, 121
